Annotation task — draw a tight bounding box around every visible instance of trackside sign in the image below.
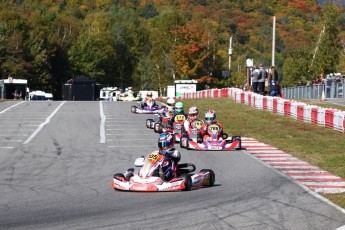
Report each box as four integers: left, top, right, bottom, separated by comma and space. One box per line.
175, 80, 197, 97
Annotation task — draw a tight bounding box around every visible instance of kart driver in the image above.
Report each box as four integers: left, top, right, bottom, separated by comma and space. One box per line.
140, 91, 157, 109
183, 106, 203, 137
200, 110, 224, 142
158, 98, 175, 118
171, 102, 188, 122
158, 132, 181, 181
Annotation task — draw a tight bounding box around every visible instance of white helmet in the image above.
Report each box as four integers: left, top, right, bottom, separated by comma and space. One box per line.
167, 98, 175, 108
188, 106, 199, 120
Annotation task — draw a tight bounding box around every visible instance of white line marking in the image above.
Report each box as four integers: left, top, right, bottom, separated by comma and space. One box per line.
108, 145, 154, 148
106, 129, 146, 131
267, 162, 311, 165
0, 140, 22, 142
107, 139, 155, 141
273, 166, 320, 169
253, 154, 292, 157
0, 134, 29, 136
0, 101, 25, 114
302, 182, 345, 186
23, 101, 66, 144
281, 170, 328, 174
292, 176, 342, 179
99, 101, 106, 143
0, 147, 14, 149
258, 157, 300, 161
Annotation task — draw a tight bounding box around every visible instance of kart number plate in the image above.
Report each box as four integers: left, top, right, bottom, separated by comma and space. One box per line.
175, 115, 186, 122
208, 146, 222, 150
193, 121, 202, 129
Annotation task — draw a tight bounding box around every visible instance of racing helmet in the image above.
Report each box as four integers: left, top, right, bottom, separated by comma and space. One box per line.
167, 98, 175, 108
188, 106, 199, 120
205, 110, 216, 123
147, 92, 153, 98
175, 102, 184, 113
158, 132, 175, 151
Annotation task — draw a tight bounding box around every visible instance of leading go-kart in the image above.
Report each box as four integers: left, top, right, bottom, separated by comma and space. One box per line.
131, 99, 164, 114
112, 151, 215, 192
180, 123, 241, 150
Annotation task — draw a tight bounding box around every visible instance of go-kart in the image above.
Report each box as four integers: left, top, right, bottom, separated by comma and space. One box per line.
154, 114, 186, 142
180, 123, 241, 150
131, 100, 164, 114
146, 114, 160, 129
112, 151, 215, 192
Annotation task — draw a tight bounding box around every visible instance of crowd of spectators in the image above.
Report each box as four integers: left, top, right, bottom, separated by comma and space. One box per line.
302, 73, 345, 87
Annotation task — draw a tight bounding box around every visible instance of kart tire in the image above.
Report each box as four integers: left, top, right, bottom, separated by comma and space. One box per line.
232, 136, 242, 150
131, 106, 137, 113
154, 123, 161, 133
146, 119, 153, 128
157, 124, 163, 134
180, 137, 188, 148
199, 169, 215, 187
113, 173, 126, 182
181, 174, 192, 191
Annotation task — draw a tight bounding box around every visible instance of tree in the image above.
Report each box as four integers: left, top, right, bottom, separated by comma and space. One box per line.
310, 4, 340, 76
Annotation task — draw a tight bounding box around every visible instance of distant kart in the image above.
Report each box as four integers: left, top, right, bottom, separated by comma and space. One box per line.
111, 151, 215, 192
180, 123, 241, 151
117, 94, 141, 101
131, 101, 164, 114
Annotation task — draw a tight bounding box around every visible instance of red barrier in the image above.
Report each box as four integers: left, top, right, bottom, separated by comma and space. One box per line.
297, 104, 304, 120
240, 92, 245, 103
248, 93, 252, 106
263, 97, 267, 109
284, 100, 291, 116
202, 91, 205, 98
311, 107, 319, 124
325, 109, 337, 128
273, 98, 278, 113
213, 89, 219, 98
221, 88, 229, 97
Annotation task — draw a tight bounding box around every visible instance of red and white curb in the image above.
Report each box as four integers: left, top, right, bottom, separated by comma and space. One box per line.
242, 137, 345, 194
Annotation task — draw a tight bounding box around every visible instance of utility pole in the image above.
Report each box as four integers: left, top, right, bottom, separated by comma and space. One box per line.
228, 35, 233, 85
271, 15, 276, 80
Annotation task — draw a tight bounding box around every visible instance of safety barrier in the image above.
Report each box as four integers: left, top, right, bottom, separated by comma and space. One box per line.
317, 108, 326, 127
325, 109, 338, 129
304, 105, 318, 123
181, 88, 345, 133
334, 111, 345, 132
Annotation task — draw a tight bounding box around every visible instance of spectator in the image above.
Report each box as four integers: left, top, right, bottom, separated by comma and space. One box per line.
250, 66, 259, 93
258, 64, 268, 95
268, 67, 279, 97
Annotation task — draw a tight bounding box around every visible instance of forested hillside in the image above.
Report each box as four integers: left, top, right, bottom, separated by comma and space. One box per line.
0, 0, 344, 99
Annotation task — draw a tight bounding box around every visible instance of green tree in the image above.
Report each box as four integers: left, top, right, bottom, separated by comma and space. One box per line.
310, 4, 340, 76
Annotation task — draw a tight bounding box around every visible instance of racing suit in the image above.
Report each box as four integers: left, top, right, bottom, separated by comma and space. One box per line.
159, 148, 181, 181
183, 118, 203, 137
141, 97, 157, 109
200, 121, 224, 142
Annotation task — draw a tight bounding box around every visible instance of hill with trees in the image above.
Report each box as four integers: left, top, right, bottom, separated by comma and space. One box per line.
0, 0, 344, 99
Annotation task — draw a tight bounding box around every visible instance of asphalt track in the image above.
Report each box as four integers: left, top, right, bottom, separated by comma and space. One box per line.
0, 100, 345, 230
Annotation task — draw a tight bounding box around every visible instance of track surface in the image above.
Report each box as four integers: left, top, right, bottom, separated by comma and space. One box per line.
0, 101, 345, 230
